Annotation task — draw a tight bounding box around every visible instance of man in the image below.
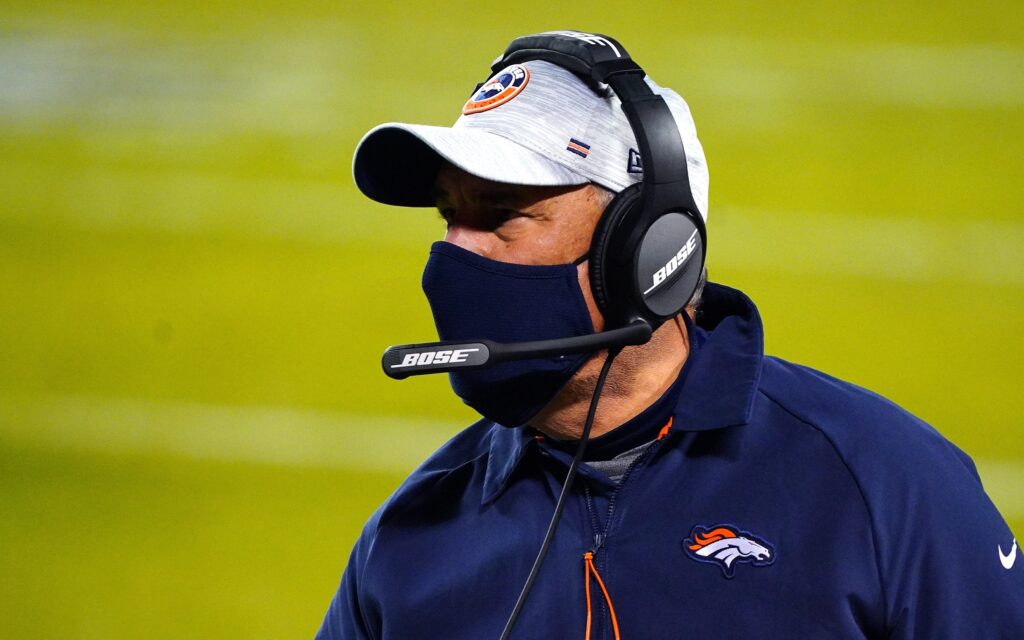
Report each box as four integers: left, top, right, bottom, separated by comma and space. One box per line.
318, 31, 1023, 639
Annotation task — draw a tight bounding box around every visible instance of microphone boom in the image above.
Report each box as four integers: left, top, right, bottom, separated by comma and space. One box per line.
381, 320, 652, 379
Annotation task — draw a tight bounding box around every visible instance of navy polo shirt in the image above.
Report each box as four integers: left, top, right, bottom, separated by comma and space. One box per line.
317, 283, 1024, 639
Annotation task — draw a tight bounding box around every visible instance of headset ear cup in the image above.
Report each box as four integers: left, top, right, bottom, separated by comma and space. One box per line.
588, 183, 642, 320
635, 210, 706, 319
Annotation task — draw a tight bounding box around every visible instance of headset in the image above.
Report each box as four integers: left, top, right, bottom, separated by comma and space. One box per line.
381, 30, 706, 378
498, 31, 706, 332
379, 30, 707, 640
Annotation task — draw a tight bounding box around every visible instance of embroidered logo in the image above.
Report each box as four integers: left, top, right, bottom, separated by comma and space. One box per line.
627, 148, 643, 174
566, 138, 591, 158
683, 524, 776, 578
463, 64, 530, 115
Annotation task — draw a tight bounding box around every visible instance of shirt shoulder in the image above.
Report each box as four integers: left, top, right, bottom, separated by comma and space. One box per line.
757, 356, 1023, 637
317, 418, 498, 640
367, 416, 496, 535
757, 355, 979, 480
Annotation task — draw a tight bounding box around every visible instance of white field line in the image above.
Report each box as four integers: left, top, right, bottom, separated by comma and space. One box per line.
0, 28, 1022, 136
1, 393, 1022, 520
0, 26, 366, 136
713, 206, 1024, 286
979, 460, 1024, 523
680, 36, 1024, 111
0, 163, 441, 249
0, 393, 460, 475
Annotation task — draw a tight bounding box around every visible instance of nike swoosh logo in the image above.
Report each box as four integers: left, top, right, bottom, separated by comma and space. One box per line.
999, 538, 1018, 570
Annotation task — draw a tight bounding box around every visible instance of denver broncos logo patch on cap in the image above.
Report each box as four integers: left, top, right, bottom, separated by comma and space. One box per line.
683, 524, 776, 578
463, 64, 530, 115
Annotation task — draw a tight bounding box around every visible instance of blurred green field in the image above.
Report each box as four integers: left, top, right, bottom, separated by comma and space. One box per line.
1, 1, 1022, 637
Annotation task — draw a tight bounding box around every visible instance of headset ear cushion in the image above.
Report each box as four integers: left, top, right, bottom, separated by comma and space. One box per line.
588, 183, 642, 317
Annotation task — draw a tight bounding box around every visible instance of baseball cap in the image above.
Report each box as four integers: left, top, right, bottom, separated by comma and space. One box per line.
352, 59, 709, 222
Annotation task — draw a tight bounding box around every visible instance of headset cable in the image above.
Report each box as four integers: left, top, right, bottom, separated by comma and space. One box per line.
498, 346, 622, 640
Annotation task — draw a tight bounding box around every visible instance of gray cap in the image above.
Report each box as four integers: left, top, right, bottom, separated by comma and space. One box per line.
352, 59, 709, 222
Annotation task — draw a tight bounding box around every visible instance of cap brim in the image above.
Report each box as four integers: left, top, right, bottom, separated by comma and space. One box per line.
352, 123, 588, 207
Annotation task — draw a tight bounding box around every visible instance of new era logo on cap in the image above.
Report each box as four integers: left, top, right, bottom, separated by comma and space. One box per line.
627, 148, 643, 174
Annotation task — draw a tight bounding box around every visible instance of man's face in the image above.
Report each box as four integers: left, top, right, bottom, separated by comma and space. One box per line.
433, 163, 610, 331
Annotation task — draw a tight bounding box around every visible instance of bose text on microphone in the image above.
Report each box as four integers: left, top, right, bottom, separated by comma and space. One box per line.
382, 341, 491, 379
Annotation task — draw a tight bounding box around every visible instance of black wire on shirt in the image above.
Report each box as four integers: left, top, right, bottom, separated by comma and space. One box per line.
498, 346, 623, 640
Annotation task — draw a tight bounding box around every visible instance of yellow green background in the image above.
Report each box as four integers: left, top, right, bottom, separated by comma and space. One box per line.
1, 1, 1021, 637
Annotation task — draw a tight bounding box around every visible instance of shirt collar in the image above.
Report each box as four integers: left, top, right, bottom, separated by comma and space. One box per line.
481, 282, 765, 504
482, 425, 534, 505
672, 282, 765, 433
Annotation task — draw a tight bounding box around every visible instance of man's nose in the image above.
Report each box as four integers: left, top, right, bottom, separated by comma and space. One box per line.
444, 224, 501, 259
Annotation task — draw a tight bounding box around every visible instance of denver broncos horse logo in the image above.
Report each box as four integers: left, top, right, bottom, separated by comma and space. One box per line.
683, 524, 776, 578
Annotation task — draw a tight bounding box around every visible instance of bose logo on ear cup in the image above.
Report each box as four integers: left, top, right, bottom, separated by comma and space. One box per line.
643, 228, 699, 296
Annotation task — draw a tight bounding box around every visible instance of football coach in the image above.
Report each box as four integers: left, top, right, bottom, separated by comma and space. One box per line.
317, 31, 1023, 639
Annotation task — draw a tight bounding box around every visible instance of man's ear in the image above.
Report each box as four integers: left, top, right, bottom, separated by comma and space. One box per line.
685, 266, 708, 319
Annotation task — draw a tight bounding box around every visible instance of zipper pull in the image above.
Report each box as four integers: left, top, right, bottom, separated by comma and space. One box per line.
582, 549, 621, 640
592, 533, 605, 552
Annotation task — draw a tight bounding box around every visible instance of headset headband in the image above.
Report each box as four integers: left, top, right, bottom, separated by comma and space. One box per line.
490, 31, 701, 257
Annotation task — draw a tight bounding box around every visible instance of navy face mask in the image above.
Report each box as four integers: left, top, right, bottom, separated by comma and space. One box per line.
421, 241, 596, 427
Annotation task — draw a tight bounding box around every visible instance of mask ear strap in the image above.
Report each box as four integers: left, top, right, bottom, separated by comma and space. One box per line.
572, 253, 589, 265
